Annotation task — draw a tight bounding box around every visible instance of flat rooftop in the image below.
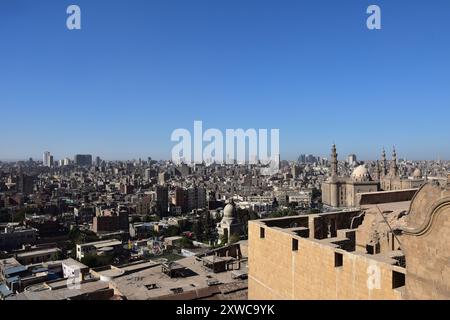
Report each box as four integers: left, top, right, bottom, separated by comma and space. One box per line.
110, 255, 247, 300
17, 248, 60, 258
77, 239, 122, 248
6, 279, 109, 300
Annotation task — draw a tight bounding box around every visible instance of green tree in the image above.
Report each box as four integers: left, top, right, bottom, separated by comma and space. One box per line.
131, 216, 142, 223
220, 233, 228, 245
179, 236, 194, 249
165, 225, 181, 237
229, 233, 240, 244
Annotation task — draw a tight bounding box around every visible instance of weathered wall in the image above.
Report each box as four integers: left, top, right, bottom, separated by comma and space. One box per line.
400, 183, 450, 299
248, 221, 403, 300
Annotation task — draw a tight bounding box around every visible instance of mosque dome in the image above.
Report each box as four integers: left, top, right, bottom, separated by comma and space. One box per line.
351, 165, 372, 182
223, 200, 236, 219
413, 168, 422, 178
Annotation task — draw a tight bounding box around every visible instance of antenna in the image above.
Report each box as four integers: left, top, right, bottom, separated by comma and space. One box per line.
375, 205, 402, 249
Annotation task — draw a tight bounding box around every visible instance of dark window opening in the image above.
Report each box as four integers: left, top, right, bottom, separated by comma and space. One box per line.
292, 239, 298, 251
260, 227, 265, 239
335, 252, 343, 267
392, 271, 405, 289
145, 284, 159, 290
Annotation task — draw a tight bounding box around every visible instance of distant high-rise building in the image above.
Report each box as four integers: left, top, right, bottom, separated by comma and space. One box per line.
17, 173, 35, 195
145, 168, 157, 181
298, 154, 306, 163
179, 163, 191, 177
291, 164, 301, 178
347, 154, 357, 165
158, 171, 169, 185
95, 156, 101, 167
187, 186, 207, 211
156, 186, 169, 217
306, 154, 317, 164
74, 154, 92, 167
43, 151, 53, 167
174, 187, 188, 213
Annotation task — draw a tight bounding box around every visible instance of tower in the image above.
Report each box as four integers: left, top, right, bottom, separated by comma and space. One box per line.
389, 147, 399, 177
376, 160, 381, 180
381, 148, 387, 176
330, 144, 338, 177
328, 144, 339, 207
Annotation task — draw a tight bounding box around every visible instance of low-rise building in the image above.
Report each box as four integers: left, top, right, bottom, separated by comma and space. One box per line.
0, 224, 37, 251
76, 240, 123, 260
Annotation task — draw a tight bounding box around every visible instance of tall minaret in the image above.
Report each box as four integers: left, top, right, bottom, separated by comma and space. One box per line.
330, 144, 338, 177
376, 160, 381, 180
381, 148, 387, 176
390, 147, 399, 177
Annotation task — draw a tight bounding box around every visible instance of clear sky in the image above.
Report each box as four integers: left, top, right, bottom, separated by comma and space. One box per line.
1, 0, 449, 161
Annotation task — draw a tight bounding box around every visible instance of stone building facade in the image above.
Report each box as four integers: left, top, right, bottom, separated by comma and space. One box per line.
248, 180, 450, 300
322, 145, 378, 208
322, 145, 426, 208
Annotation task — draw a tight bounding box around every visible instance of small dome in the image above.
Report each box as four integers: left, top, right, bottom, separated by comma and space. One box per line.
223, 200, 236, 219
413, 168, 422, 178
351, 165, 371, 182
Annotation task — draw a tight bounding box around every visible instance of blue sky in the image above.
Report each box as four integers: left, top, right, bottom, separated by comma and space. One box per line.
1, 0, 449, 161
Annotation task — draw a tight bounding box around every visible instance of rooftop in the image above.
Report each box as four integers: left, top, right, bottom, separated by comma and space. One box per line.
110, 255, 247, 300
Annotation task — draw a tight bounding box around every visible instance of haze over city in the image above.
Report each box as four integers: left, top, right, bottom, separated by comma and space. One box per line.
1, 0, 450, 161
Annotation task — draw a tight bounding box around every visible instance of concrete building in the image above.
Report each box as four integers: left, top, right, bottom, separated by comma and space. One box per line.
156, 186, 169, 217
62, 258, 90, 280
93, 211, 129, 234
16, 247, 61, 265
0, 224, 37, 251
347, 154, 357, 165
187, 186, 207, 212
42, 151, 53, 167
76, 240, 123, 260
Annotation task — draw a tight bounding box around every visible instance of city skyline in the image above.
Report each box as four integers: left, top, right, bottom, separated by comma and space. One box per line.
0, 146, 447, 163
2, 0, 450, 160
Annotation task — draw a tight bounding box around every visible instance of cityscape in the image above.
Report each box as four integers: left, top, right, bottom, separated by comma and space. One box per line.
1, 0, 450, 307
0, 146, 449, 300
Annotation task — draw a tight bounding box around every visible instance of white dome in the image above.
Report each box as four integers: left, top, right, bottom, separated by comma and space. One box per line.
351, 165, 371, 182
223, 204, 234, 218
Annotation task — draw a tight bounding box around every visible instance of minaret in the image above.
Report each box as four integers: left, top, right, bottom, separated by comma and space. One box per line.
330, 144, 338, 177
381, 148, 387, 176
376, 160, 381, 180
329, 144, 339, 208
390, 147, 399, 177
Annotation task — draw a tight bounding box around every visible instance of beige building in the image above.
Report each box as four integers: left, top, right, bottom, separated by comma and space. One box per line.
248, 178, 450, 300
217, 200, 243, 243
322, 146, 426, 208
322, 145, 378, 208
379, 148, 425, 191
